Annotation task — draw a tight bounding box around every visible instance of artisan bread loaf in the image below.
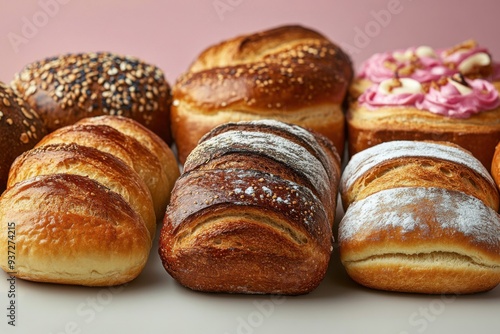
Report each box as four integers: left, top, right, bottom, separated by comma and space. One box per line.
0, 116, 179, 286
0, 174, 151, 286
171, 25, 353, 163
159, 120, 340, 295
339, 141, 500, 294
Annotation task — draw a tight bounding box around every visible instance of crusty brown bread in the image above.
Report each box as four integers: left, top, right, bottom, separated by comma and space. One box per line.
8, 143, 156, 238
76, 115, 180, 212
339, 141, 500, 294
171, 25, 353, 163
36, 123, 172, 218
11, 52, 173, 143
159, 120, 340, 295
0, 174, 151, 286
0, 116, 179, 286
0, 81, 46, 192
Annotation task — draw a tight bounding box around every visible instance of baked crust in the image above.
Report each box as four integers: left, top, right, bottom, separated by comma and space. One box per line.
159, 120, 339, 294
339, 187, 500, 294
340, 141, 499, 211
0, 82, 46, 192
8, 143, 156, 238
0, 174, 151, 286
11, 52, 172, 143
347, 102, 500, 168
172, 25, 353, 162
36, 123, 169, 218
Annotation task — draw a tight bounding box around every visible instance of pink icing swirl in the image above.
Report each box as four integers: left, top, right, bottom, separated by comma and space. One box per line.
440, 45, 490, 66
359, 84, 424, 109
416, 79, 500, 118
359, 47, 454, 83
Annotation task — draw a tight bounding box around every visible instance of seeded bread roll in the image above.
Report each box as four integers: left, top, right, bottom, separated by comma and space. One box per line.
36, 123, 170, 218
0, 82, 46, 192
11, 52, 172, 143
171, 25, 353, 163
339, 141, 500, 294
340, 141, 499, 211
159, 120, 340, 295
0, 174, 151, 286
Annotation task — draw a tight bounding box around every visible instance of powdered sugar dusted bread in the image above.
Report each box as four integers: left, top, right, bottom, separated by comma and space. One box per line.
339, 187, 500, 294
159, 120, 340, 295
341, 141, 499, 211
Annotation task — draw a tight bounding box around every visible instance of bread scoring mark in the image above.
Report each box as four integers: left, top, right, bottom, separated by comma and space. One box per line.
188, 130, 330, 200
13, 52, 169, 123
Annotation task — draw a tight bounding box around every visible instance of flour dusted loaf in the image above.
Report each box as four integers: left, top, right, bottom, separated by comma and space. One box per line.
171, 25, 353, 163
0, 81, 46, 192
0, 116, 179, 286
339, 141, 500, 294
11, 52, 173, 143
159, 120, 340, 295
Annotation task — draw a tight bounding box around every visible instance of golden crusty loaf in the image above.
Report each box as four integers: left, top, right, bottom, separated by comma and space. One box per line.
0, 174, 151, 286
11, 52, 173, 143
8, 143, 156, 238
36, 122, 173, 218
0, 81, 46, 192
159, 120, 340, 295
76, 115, 180, 208
341, 140, 499, 211
0, 116, 179, 286
339, 141, 500, 294
171, 25, 353, 163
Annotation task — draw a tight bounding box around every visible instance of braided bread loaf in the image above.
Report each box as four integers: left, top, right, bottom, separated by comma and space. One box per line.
171, 25, 353, 163
339, 141, 500, 294
0, 116, 179, 286
159, 120, 340, 295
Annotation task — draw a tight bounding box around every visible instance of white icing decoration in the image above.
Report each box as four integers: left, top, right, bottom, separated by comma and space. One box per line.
341, 141, 495, 192
415, 46, 437, 58
377, 78, 423, 95
458, 52, 491, 74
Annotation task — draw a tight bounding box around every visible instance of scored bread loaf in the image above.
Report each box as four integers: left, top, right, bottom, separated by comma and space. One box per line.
0, 81, 46, 192
159, 120, 340, 295
339, 140, 500, 294
11, 52, 173, 143
0, 116, 179, 286
171, 24, 353, 163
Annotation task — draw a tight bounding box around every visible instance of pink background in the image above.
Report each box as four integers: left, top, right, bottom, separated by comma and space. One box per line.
1, 0, 499, 84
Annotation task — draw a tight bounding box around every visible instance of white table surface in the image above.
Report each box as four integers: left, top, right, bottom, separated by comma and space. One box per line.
1, 211, 499, 334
